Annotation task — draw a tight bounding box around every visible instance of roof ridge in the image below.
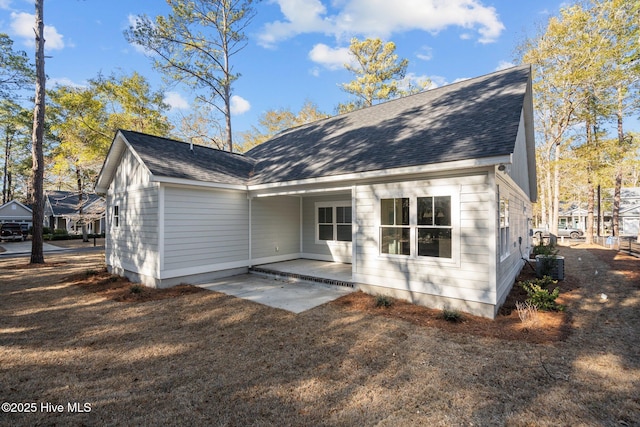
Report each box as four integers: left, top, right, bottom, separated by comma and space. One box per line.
118, 129, 252, 160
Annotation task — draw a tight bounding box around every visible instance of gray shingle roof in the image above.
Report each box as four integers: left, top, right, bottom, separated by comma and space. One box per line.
246, 65, 530, 184
119, 130, 256, 185
45, 191, 104, 216
118, 65, 530, 187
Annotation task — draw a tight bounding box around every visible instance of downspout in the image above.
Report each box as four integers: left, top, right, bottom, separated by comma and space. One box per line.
248, 195, 252, 267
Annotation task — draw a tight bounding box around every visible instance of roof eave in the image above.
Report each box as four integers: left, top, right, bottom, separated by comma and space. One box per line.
248, 154, 512, 193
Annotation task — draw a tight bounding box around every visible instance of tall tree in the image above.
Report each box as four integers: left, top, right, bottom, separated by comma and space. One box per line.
48, 72, 171, 240
1, 100, 31, 204
0, 33, 34, 98
30, 0, 46, 264
338, 38, 411, 113
238, 100, 329, 151
125, 0, 256, 152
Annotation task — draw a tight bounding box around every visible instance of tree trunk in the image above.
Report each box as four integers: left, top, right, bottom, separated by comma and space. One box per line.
3, 129, 11, 204
551, 142, 561, 235
586, 184, 594, 245
612, 85, 624, 237
76, 167, 88, 242
30, 0, 45, 264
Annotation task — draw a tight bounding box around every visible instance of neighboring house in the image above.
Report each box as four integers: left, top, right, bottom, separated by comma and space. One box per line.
44, 190, 106, 235
0, 200, 32, 228
558, 187, 640, 236
96, 65, 537, 318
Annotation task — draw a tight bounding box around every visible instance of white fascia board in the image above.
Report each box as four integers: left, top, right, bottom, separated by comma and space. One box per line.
247, 155, 512, 194
250, 186, 353, 198
96, 131, 154, 194
151, 175, 247, 191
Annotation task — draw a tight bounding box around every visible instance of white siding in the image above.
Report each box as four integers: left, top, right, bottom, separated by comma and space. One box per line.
495, 173, 532, 305
105, 147, 158, 280
354, 174, 494, 305
251, 196, 300, 259
163, 186, 249, 271
302, 194, 352, 262
111, 149, 151, 193
107, 186, 159, 279
509, 110, 531, 198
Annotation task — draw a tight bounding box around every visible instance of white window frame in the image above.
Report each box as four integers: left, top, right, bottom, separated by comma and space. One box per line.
314, 201, 352, 244
376, 185, 459, 266
113, 205, 119, 228
499, 197, 510, 260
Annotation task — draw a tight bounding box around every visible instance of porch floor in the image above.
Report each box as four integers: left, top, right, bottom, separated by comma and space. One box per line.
250, 259, 354, 288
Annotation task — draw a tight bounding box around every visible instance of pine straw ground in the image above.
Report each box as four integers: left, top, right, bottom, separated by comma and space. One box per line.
0, 244, 638, 426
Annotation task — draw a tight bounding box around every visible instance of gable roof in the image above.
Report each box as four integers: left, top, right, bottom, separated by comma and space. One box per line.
246, 65, 531, 184
96, 65, 533, 193
0, 200, 32, 218
45, 191, 105, 217
118, 130, 255, 185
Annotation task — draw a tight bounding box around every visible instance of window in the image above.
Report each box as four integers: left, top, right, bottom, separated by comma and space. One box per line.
499, 198, 509, 258
379, 194, 455, 259
380, 198, 410, 255
113, 205, 119, 227
417, 196, 452, 258
317, 203, 352, 242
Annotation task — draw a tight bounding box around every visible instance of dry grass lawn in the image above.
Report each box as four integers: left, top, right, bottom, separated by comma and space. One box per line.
1, 244, 638, 426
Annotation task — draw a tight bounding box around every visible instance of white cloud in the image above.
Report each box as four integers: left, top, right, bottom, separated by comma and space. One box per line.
10, 12, 65, 50
126, 14, 156, 55
308, 43, 352, 70
259, 0, 505, 47
164, 91, 190, 110
495, 60, 515, 71
47, 77, 86, 88
0, 0, 11, 10
230, 95, 251, 115
416, 45, 433, 61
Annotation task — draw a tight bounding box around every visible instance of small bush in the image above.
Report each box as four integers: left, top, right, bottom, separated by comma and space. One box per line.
129, 284, 144, 294
515, 301, 538, 326
85, 269, 98, 277
374, 295, 393, 308
532, 241, 558, 257
441, 309, 463, 323
520, 277, 565, 311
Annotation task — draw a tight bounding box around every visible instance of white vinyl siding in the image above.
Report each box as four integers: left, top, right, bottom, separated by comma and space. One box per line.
302, 194, 352, 262
251, 196, 300, 259
495, 174, 532, 305
354, 174, 494, 305
163, 186, 249, 271
107, 186, 159, 277
110, 149, 151, 193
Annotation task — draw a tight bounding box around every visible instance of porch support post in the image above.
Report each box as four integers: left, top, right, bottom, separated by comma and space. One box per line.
299, 196, 303, 253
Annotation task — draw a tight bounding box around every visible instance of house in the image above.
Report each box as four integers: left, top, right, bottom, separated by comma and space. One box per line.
0, 199, 32, 228
95, 65, 536, 318
44, 190, 106, 235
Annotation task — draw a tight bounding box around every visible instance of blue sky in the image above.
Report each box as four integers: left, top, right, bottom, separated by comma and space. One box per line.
0, 0, 566, 140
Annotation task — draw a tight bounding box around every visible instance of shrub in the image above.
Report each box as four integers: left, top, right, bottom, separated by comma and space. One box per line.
520, 277, 565, 311
532, 241, 558, 257
441, 309, 463, 322
129, 284, 144, 294
374, 294, 393, 308
515, 301, 538, 326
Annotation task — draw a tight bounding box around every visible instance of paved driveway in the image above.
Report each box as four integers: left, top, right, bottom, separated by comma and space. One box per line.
0, 240, 68, 255
198, 274, 354, 314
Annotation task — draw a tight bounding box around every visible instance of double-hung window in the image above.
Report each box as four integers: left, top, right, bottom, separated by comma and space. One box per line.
379, 194, 454, 259
417, 196, 452, 258
380, 198, 410, 255
317, 203, 352, 242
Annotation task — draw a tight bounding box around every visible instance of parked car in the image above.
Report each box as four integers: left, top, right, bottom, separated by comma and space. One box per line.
0, 222, 27, 242
533, 225, 584, 239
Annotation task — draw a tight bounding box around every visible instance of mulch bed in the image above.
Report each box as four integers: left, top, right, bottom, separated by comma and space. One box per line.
70, 268, 207, 302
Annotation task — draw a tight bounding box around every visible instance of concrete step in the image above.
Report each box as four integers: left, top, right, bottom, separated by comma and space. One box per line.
248, 266, 355, 288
